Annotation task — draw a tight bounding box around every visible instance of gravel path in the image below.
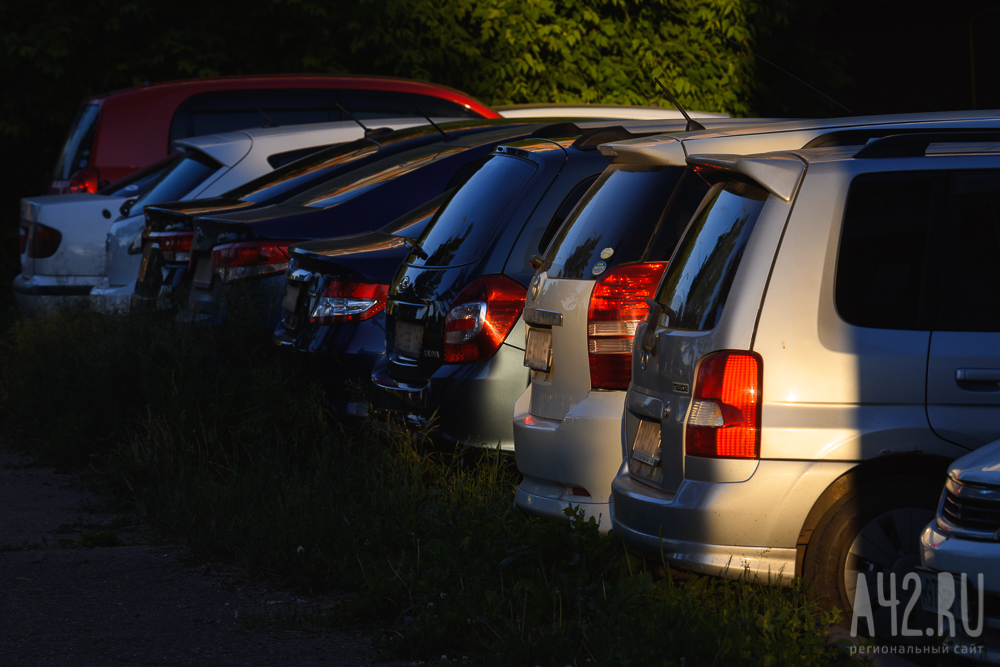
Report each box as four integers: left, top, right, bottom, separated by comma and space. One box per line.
0, 443, 397, 666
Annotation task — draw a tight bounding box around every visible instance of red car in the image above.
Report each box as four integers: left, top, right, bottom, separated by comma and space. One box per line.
48, 74, 500, 194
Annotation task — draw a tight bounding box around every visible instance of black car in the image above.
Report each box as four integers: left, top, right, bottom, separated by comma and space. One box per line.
133, 118, 539, 307
179, 123, 591, 326
370, 122, 690, 451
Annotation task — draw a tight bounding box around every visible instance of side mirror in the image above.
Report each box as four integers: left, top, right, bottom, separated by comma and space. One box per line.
119, 197, 137, 218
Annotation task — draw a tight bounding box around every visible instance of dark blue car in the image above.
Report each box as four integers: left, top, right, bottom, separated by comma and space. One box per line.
133, 118, 539, 307
179, 123, 588, 325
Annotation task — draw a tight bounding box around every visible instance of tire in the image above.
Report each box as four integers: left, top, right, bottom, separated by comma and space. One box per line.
803, 474, 942, 641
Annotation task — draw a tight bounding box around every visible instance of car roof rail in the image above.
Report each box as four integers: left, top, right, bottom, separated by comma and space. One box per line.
572, 125, 654, 148
530, 123, 583, 139
853, 131, 1000, 159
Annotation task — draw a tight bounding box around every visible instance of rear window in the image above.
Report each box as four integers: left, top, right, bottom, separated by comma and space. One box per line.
129, 150, 222, 212
99, 153, 183, 198
655, 180, 768, 331
53, 104, 100, 180
223, 139, 379, 203
285, 144, 469, 209
412, 155, 536, 267
544, 165, 685, 279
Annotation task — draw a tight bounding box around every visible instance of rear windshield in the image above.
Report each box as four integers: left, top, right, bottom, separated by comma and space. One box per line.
655, 179, 768, 331
129, 150, 222, 213
223, 139, 378, 203
54, 104, 100, 180
544, 165, 685, 279
285, 144, 469, 209
411, 155, 536, 267
99, 153, 183, 198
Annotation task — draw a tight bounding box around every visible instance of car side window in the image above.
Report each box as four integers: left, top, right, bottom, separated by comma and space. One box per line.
835, 172, 945, 330
934, 171, 1000, 331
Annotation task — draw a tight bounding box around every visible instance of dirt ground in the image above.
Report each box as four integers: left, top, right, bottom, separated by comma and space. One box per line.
0, 442, 409, 666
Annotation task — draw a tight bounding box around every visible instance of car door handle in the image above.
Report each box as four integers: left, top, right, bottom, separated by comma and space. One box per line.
955, 368, 1000, 386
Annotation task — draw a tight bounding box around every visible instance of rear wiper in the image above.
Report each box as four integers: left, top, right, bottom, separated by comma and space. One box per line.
403, 237, 428, 260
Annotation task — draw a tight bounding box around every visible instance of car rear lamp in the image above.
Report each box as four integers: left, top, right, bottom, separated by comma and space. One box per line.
211, 240, 291, 284
27, 223, 62, 259
310, 280, 389, 324
68, 168, 99, 194
587, 262, 667, 390
443, 274, 526, 363
19, 225, 27, 255
686, 350, 762, 459
147, 231, 193, 263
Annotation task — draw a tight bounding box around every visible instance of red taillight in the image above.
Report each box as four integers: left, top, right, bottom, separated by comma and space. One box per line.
27, 223, 62, 259
148, 231, 193, 263
686, 351, 762, 459
443, 274, 526, 363
68, 168, 99, 194
310, 280, 389, 324
211, 240, 291, 284
587, 262, 667, 390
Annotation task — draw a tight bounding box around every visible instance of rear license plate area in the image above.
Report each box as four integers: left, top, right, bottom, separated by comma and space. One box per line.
394, 320, 424, 358
281, 282, 302, 314
192, 256, 213, 289
631, 419, 661, 467
524, 328, 552, 372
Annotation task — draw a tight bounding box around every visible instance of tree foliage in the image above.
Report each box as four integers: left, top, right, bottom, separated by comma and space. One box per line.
0, 0, 845, 216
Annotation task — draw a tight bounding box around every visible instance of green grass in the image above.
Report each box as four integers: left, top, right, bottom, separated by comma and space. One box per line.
0, 302, 854, 666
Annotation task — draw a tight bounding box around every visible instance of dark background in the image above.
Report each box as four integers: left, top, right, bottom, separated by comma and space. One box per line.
2, 0, 998, 285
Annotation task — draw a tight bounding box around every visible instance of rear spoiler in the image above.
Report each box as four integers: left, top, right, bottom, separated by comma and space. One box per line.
685, 153, 805, 202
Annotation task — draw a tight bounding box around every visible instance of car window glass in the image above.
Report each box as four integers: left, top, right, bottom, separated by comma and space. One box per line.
99, 153, 183, 197
223, 140, 379, 203
286, 144, 469, 209
129, 150, 222, 212
546, 166, 684, 279
537, 175, 598, 256
935, 171, 1000, 331
641, 167, 712, 262
54, 104, 100, 180
655, 180, 768, 331
412, 155, 536, 267
836, 172, 942, 330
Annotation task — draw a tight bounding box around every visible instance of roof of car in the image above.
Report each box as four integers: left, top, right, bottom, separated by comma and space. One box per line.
602, 111, 1000, 166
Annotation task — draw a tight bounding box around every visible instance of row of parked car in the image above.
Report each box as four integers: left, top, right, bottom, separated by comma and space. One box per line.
15, 75, 1000, 655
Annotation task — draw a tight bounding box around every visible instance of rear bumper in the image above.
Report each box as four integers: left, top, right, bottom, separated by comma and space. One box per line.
12, 274, 97, 317
182, 274, 286, 328
274, 317, 386, 394
371, 341, 528, 451
610, 458, 856, 583
512, 384, 625, 530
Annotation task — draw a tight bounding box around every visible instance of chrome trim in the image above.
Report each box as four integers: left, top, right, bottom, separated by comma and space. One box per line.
935, 476, 1000, 541
523, 307, 563, 327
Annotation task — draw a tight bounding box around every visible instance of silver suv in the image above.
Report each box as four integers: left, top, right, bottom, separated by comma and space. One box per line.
611, 132, 1000, 629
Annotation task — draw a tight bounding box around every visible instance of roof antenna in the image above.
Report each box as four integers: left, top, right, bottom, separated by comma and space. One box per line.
413, 107, 453, 141
249, 102, 278, 128
711, 29, 853, 116
335, 103, 392, 139
652, 78, 706, 132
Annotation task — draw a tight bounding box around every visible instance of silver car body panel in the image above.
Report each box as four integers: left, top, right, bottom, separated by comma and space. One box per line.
616, 147, 1000, 577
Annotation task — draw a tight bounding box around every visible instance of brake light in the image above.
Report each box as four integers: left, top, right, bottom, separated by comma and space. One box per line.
443, 274, 526, 363
587, 262, 667, 390
686, 351, 762, 459
147, 231, 193, 263
68, 168, 99, 194
311, 280, 389, 324
211, 240, 291, 284
27, 223, 62, 259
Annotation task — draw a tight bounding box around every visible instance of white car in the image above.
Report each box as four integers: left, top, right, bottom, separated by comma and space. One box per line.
920, 439, 1000, 659
14, 118, 435, 316
514, 110, 1000, 532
